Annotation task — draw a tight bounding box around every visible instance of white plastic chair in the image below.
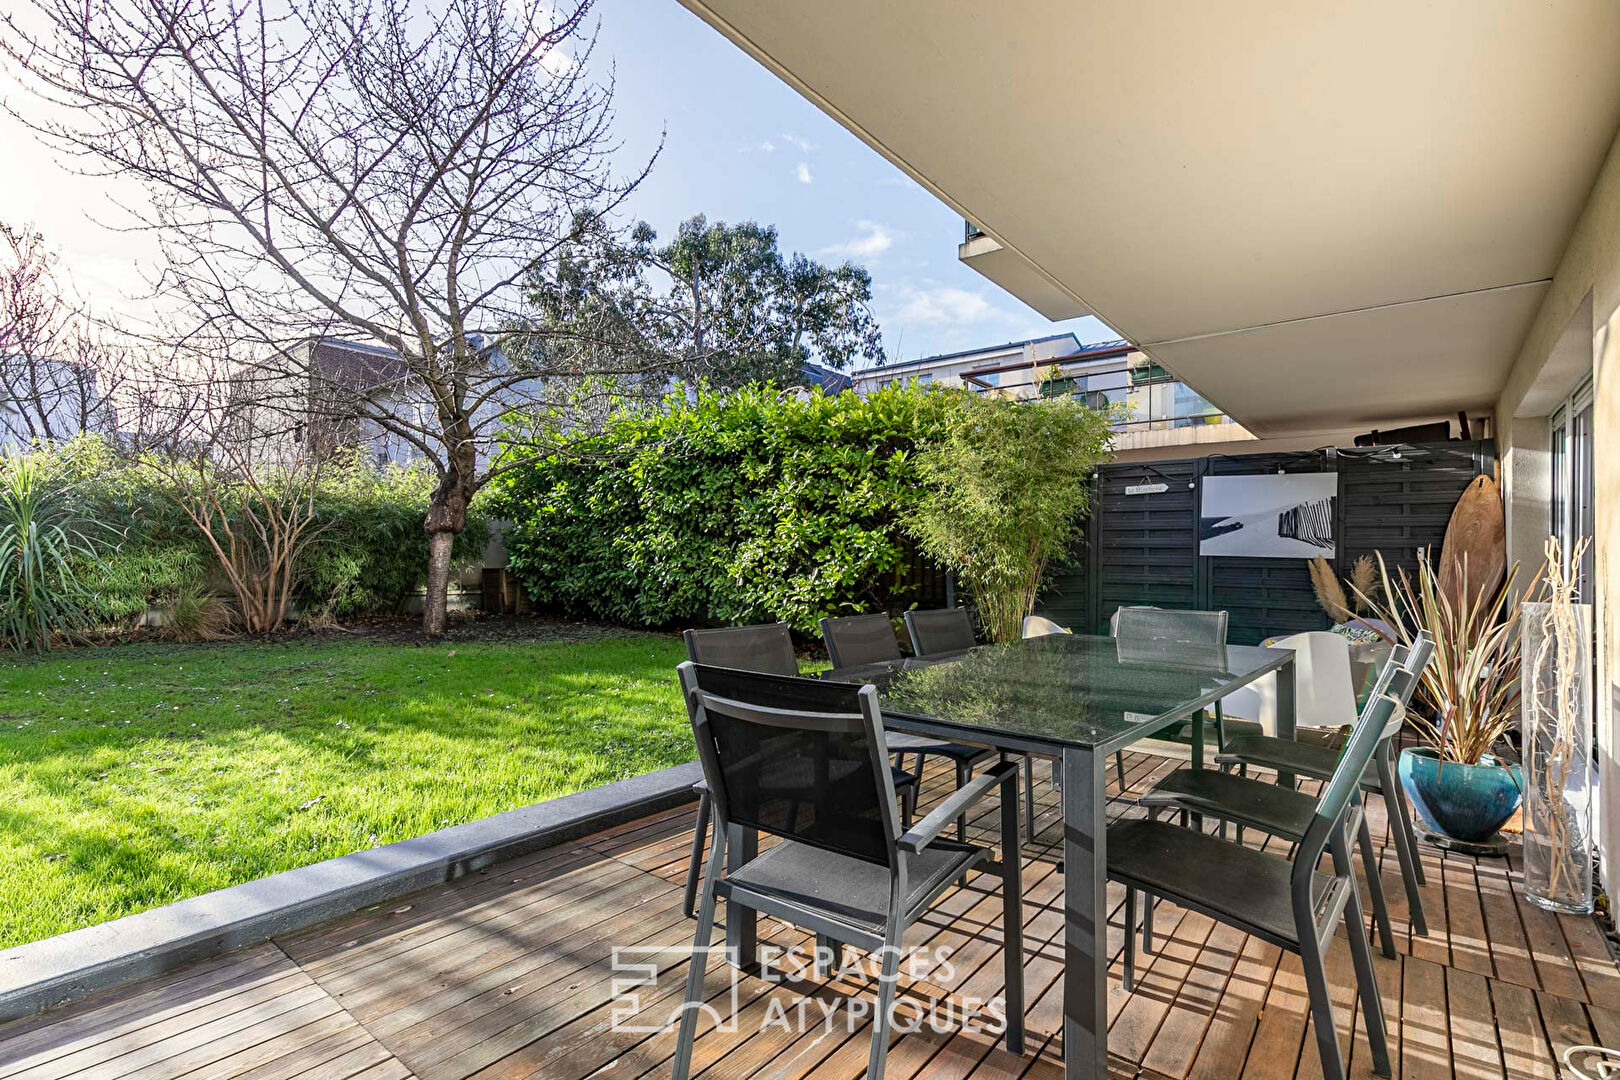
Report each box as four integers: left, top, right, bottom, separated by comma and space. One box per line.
1022, 614, 1071, 638
1220, 631, 1357, 735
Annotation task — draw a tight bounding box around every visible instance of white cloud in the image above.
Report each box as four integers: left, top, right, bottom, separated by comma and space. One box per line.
758, 139, 775, 153
886, 283, 1002, 326
795, 162, 813, 185
821, 220, 896, 260
779, 132, 814, 153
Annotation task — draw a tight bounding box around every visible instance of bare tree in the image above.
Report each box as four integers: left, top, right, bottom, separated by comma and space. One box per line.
0, 223, 126, 446
2, 0, 667, 634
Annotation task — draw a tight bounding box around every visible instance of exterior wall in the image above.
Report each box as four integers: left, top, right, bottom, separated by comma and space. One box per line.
1494, 123, 1620, 890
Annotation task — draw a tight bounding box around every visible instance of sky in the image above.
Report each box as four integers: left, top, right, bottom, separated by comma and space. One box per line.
0, 0, 1113, 370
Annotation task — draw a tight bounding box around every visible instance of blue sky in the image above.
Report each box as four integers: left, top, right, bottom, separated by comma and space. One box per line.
591, 0, 1113, 368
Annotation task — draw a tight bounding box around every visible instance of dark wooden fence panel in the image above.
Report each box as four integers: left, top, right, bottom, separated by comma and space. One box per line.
1038, 440, 1496, 645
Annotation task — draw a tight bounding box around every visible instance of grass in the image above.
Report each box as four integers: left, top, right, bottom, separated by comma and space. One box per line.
0, 629, 691, 949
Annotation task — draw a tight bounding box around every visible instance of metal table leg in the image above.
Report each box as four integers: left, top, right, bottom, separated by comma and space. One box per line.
1276, 654, 1298, 788
1062, 745, 1107, 1080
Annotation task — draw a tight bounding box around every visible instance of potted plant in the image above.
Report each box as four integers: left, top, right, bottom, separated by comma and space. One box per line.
1354, 550, 1524, 854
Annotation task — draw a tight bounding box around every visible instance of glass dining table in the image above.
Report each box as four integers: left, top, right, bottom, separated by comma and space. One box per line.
722, 632, 1296, 1080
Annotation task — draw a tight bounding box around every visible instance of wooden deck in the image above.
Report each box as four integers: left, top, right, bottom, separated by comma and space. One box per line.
3, 752, 1618, 1080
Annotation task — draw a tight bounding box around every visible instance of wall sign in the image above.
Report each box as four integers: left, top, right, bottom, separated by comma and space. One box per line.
1124, 483, 1169, 495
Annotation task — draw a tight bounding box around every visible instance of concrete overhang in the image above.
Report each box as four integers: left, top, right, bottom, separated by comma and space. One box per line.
958, 232, 1090, 322
676, 0, 1620, 437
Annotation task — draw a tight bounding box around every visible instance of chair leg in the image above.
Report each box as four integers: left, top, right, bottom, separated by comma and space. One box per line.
1142, 808, 1158, 953
1300, 933, 1349, 1080
1114, 751, 1128, 795
682, 790, 711, 920
1337, 832, 1393, 1077
1000, 771, 1025, 1055
815, 933, 837, 979
866, 933, 903, 1080
1123, 888, 1138, 992
956, 761, 971, 842
1214, 701, 1227, 751
1377, 753, 1428, 935
902, 782, 917, 830
1357, 815, 1397, 959
672, 825, 727, 1080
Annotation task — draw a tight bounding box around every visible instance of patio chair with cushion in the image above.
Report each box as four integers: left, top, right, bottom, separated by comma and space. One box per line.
1108, 653, 1415, 1080
679, 623, 922, 919
1133, 632, 1434, 960
672, 662, 1024, 1080
821, 613, 996, 842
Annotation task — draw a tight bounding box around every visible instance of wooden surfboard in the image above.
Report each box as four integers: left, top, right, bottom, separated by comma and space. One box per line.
1437, 474, 1506, 611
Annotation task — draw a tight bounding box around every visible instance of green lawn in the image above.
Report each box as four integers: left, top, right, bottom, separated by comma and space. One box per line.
0, 628, 691, 949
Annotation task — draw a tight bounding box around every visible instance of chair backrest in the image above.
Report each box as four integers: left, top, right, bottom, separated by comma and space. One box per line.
1111, 605, 1228, 646
1291, 654, 1408, 909
679, 661, 899, 867
904, 608, 977, 657
683, 622, 798, 676
1022, 614, 1071, 639
820, 613, 903, 669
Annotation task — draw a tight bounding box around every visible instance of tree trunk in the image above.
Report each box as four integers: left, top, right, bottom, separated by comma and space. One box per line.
422, 455, 475, 637
423, 529, 457, 637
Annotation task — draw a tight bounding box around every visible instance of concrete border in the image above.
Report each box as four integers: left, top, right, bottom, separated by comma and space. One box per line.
0, 761, 702, 1022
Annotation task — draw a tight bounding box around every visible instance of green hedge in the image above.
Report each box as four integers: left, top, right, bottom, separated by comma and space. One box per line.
489, 384, 957, 635
27, 438, 489, 625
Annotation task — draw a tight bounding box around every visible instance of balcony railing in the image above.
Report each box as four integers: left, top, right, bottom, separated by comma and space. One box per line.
1035, 365, 1233, 430
964, 219, 985, 242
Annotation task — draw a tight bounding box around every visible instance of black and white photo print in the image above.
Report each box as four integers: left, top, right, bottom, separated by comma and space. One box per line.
1198, 473, 1337, 558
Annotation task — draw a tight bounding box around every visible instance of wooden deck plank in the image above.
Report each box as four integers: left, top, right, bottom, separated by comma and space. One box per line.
1490, 981, 1559, 1080
1399, 956, 1452, 1080
1447, 966, 1507, 1080
1444, 856, 1496, 978
1558, 913, 1620, 1011
1475, 855, 1541, 992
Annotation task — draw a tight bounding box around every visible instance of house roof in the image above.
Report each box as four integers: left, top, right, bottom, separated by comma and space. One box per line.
798, 361, 854, 393
861, 332, 1083, 376
308, 339, 410, 390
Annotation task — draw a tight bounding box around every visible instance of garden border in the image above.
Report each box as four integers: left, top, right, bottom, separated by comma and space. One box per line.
0, 761, 702, 1022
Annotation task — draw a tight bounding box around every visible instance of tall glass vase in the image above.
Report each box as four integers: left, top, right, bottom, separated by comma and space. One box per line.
1519, 600, 1593, 914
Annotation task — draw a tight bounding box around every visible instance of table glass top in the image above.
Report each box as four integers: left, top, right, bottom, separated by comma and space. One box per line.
822, 633, 1290, 751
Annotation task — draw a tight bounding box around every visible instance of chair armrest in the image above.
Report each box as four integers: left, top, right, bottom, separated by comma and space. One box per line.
898, 760, 1019, 854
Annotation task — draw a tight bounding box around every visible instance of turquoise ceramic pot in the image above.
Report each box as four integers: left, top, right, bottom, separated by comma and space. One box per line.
1398, 746, 1523, 844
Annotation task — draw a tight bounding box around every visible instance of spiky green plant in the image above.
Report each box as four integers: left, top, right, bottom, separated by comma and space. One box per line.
0, 453, 102, 651
1349, 549, 1521, 765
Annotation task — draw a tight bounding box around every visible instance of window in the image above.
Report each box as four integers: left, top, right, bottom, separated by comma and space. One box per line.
1550, 375, 1595, 604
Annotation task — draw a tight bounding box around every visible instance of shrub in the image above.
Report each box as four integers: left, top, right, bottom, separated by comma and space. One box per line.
490, 384, 958, 634
905, 392, 1113, 643
302, 452, 491, 619
10, 438, 491, 631
0, 452, 105, 650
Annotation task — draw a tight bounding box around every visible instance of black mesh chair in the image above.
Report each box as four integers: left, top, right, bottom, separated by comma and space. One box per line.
902, 606, 977, 656
672, 663, 1024, 1080
680, 623, 921, 919
1109, 606, 1233, 791
1108, 657, 1414, 1080
1212, 632, 1436, 937
903, 607, 1042, 844
1134, 633, 1434, 961
822, 613, 995, 840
